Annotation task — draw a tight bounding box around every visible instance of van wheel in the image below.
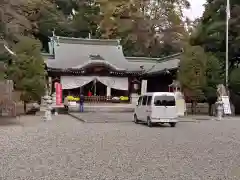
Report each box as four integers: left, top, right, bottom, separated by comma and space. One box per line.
169, 122, 176, 127
134, 114, 139, 124
147, 117, 152, 127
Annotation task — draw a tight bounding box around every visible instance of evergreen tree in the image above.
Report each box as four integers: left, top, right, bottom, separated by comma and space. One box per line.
203, 53, 223, 115
178, 45, 207, 113
190, 0, 240, 72
6, 36, 45, 113
230, 67, 240, 94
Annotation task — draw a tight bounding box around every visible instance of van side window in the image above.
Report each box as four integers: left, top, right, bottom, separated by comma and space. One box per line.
137, 96, 143, 105
142, 96, 147, 105
154, 96, 175, 106
147, 96, 152, 105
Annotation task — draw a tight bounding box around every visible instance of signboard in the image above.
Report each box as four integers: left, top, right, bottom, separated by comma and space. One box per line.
55, 82, 62, 105
141, 80, 147, 95
175, 92, 185, 116
221, 96, 231, 115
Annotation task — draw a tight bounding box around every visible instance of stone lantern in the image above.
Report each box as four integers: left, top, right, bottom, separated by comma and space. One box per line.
169, 80, 186, 116
168, 80, 181, 92
42, 95, 53, 121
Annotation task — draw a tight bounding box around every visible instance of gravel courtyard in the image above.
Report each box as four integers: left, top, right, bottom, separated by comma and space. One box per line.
1, 115, 240, 180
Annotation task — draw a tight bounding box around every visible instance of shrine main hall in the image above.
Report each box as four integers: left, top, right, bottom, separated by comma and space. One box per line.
44, 36, 180, 102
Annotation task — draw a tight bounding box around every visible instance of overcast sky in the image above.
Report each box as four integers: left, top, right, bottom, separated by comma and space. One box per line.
183, 0, 206, 20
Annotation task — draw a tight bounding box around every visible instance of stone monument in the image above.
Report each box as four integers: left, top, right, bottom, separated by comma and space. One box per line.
216, 84, 233, 116
0, 80, 15, 117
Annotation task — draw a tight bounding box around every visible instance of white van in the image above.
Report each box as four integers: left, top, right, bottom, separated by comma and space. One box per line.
134, 92, 178, 127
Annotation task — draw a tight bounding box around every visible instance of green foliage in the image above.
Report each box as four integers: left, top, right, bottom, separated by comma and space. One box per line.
230, 67, 240, 93
0, 0, 192, 57
178, 45, 207, 101
55, 0, 78, 15
0, 62, 5, 80
203, 53, 223, 103
0, 40, 11, 80
6, 36, 45, 103
178, 44, 223, 105
93, 0, 189, 56
0, 59, 6, 80
190, 0, 240, 71
0, 73, 4, 80
71, 0, 101, 38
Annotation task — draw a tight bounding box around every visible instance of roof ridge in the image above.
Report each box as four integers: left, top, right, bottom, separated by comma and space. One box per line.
126, 53, 181, 62
126, 57, 160, 60
157, 53, 181, 61
57, 36, 121, 46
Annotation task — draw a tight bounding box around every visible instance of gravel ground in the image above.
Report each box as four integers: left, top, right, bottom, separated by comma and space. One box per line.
1, 115, 240, 180
69, 112, 239, 123
69, 112, 135, 123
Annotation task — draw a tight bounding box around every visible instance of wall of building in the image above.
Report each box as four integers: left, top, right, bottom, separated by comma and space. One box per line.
146, 74, 174, 92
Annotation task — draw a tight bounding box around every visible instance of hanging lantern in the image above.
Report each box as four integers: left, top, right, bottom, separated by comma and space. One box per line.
134, 83, 139, 90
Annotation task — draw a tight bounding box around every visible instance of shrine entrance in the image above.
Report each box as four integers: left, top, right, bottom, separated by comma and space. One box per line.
82, 80, 106, 96
61, 76, 130, 103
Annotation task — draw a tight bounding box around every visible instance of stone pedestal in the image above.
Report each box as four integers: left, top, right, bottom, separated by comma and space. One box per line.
131, 93, 139, 105
51, 92, 56, 106
37, 97, 46, 116
40, 97, 46, 111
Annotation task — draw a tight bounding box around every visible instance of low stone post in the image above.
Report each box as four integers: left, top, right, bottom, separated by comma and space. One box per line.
216, 100, 224, 121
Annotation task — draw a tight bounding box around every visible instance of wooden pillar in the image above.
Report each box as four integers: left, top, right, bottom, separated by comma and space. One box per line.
106, 86, 111, 97
48, 77, 52, 95
94, 79, 97, 95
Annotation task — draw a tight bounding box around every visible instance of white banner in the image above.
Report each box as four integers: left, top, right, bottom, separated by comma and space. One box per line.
221, 96, 231, 115
141, 80, 147, 95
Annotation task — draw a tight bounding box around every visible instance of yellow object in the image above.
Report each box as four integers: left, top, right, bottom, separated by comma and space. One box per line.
67, 96, 80, 101
75, 97, 80, 101
120, 96, 129, 101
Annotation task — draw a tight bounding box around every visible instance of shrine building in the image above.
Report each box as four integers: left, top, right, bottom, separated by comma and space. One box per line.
43, 36, 180, 103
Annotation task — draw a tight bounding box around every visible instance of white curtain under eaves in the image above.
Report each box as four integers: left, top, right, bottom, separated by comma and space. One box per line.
97, 77, 128, 90
61, 76, 96, 89
60, 76, 129, 90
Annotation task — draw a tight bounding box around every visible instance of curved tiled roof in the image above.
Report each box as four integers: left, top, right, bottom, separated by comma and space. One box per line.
45, 36, 180, 74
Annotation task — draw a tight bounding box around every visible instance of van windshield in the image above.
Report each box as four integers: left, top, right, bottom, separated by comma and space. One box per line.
154, 96, 175, 106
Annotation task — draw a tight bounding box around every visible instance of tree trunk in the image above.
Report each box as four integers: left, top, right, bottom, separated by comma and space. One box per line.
191, 101, 194, 114
191, 101, 197, 114
194, 101, 197, 114
208, 103, 212, 116
24, 102, 26, 114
